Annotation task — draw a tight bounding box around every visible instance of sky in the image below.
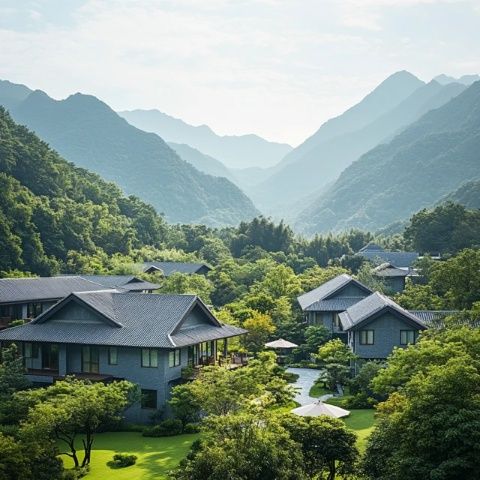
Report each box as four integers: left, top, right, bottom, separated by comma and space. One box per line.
0, 0, 479, 146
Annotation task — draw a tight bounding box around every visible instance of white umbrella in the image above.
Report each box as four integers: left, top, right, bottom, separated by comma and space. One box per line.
265, 338, 298, 349
291, 401, 350, 418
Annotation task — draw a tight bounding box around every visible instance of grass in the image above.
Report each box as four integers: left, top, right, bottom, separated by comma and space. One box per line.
343, 409, 376, 452
309, 383, 333, 398
61, 432, 199, 480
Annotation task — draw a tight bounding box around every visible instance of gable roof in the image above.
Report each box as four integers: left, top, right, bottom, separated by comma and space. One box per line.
357, 250, 419, 268
339, 292, 426, 331
372, 263, 409, 278
304, 297, 368, 312
358, 243, 384, 253
0, 292, 246, 348
142, 262, 211, 276
77, 275, 160, 291
297, 274, 372, 310
0, 276, 112, 304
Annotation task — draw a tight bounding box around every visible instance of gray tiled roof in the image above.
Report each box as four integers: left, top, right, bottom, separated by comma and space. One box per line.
357, 251, 419, 268
143, 262, 210, 276
358, 243, 384, 252
78, 275, 160, 291
0, 276, 112, 304
408, 310, 457, 324
297, 274, 372, 310
0, 292, 246, 348
339, 292, 426, 331
372, 263, 409, 278
304, 298, 366, 312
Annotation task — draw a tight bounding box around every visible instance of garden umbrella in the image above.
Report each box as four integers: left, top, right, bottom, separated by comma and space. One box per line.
291, 401, 350, 418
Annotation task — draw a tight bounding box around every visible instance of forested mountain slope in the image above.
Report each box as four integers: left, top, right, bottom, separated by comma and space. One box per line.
440, 180, 480, 209
119, 108, 292, 169
0, 81, 259, 226
252, 76, 465, 212
0, 108, 170, 275
296, 81, 480, 234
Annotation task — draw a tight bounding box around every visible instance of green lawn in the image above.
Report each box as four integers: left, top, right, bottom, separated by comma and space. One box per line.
309, 383, 332, 398
343, 409, 376, 451
61, 432, 199, 480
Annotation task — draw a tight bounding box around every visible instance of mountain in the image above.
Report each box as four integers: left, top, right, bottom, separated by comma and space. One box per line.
434, 74, 480, 86
0, 79, 31, 110
296, 81, 480, 234
0, 107, 169, 274
252, 73, 465, 212
167, 142, 235, 182
440, 180, 480, 209
118, 109, 292, 169
0, 82, 259, 226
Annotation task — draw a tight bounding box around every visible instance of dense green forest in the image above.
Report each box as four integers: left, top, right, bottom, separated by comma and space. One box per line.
0, 80, 259, 226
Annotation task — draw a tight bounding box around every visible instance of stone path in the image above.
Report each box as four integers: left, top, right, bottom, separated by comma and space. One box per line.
286, 367, 333, 406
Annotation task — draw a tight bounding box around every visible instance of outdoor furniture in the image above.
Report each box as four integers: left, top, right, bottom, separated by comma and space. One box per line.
291, 400, 350, 418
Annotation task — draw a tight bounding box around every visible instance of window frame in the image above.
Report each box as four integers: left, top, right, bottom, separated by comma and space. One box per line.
81, 345, 100, 374
400, 330, 416, 345
359, 329, 375, 345
141, 348, 158, 368
140, 389, 157, 409
168, 348, 181, 368
108, 347, 118, 365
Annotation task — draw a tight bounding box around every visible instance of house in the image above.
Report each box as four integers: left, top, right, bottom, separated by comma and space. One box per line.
143, 261, 211, 277
0, 291, 246, 423
357, 244, 419, 268
372, 263, 409, 293
76, 275, 160, 292
339, 292, 427, 360
0, 276, 159, 328
297, 274, 373, 334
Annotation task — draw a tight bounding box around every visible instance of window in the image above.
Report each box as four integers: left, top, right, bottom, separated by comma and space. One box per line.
41, 343, 59, 370
141, 348, 158, 368
359, 330, 374, 345
23, 342, 39, 369
400, 330, 416, 345
108, 347, 118, 365
141, 389, 157, 409
27, 303, 43, 319
333, 313, 343, 331
169, 349, 181, 368
82, 346, 100, 373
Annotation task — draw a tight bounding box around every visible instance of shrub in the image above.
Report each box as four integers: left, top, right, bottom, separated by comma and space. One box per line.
183, 423, 201, 434
343, 392, 376, 409
107, 454, 137, 469
62, 467, 89, 479
143, 418, 183, 437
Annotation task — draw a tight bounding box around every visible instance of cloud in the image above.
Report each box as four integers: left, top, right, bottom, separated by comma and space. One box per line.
0, 0, 479, 145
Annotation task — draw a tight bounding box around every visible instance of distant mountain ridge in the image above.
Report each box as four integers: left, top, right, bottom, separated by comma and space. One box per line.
0, 80, 259, 226
250, 72, 466, 212
295, 80, 480, 234
119, 109, 292, 169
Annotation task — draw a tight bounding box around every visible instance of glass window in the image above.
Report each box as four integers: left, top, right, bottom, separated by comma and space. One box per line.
23, 342, 38, 369
168, 349, 181, 368
27, 303, 43, 319
359, 330, 374, 345
400, 330, 416, 345
82, 346, 100, 374
108, 347, 118, 365
141, 389, 157, 409
41, 343, 59, 370
141, 348, 158, 368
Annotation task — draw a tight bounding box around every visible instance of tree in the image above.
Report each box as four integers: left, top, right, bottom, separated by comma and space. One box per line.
0, 343, 30, 424
173, 411, 306, 480
316, 339, 357, 390
404, 202, 480, 254
430, 248, 480, 309
243, 310, 276, 353
19, 378, 137, 468
394, 281, 445, 310
158, 272, 214, 304
364, 357, 480, 480
281, 414, 358, 480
